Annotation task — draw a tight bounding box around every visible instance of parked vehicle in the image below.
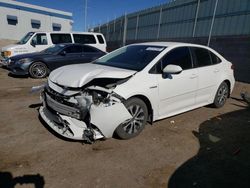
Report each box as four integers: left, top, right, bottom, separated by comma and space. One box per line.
8, 43, 106, 78
35, 42, 235, 143
1, 31, 106, 60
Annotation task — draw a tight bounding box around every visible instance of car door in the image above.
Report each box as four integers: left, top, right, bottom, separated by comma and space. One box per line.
153, 47, 198, 118
190, 47, 221, 105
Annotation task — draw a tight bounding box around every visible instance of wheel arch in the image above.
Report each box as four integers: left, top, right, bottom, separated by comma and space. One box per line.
223, 79, 231, 98
127, 94, 154, 124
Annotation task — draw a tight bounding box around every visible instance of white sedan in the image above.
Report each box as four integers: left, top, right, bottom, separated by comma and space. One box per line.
37, 42, 235, 143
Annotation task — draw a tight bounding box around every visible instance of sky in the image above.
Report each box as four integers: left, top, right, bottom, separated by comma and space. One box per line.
16, 0, 169, 31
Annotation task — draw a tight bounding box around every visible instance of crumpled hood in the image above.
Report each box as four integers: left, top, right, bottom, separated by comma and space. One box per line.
49, 63, 137, 88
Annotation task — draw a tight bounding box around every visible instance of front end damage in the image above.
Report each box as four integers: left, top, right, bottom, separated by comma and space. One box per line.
37, 79, 132, 143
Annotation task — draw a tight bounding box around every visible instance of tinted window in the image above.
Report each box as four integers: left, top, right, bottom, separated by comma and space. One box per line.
97, 35, 104, 44
210, 52, 221, 64
73, 34, 96, 44
153, 47, 192, 73
52, 23, 61, 31
43, 44, 65, 54
94, 45, 165, 71
7, 15, 18, 25
31, 19, 41, 29
51, 34, 72, 44
83, 46, 98, 53
64, 46, 83, 53
17, 32, 34, 44
192, 47, 212, 67
31, 34, 48, 45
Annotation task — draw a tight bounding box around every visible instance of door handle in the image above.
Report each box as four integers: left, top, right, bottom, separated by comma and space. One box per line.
190, 74, 198, 79
214, 69, 219, 73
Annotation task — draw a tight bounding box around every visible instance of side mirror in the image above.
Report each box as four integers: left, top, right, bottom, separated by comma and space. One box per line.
31, 40, 36, 47
60, 51, 66, 56
163, 64, 183, 74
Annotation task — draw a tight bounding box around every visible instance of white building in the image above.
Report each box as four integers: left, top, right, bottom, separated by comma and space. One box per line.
0, 0, 73, 40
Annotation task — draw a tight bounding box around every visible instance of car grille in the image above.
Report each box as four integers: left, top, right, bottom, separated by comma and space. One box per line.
45, 92, 81, 119
1, 52, 4, 57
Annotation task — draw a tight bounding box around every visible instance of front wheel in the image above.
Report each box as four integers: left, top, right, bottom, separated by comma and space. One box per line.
115, 98, 148, 139
213, 82, 229, 108
29, 62, 48, 78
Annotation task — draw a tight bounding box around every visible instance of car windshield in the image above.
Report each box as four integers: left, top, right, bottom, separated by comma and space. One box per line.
94, 45, 166, 71
42, 44, 66, 54
17, 32, 34, 44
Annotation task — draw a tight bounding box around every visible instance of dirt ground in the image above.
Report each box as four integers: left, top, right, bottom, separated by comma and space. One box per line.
0, 67, 249, 188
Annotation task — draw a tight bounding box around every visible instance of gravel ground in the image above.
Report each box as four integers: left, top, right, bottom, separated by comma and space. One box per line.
0, 67, 249, 188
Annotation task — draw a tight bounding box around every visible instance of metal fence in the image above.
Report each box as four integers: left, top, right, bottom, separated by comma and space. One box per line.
92, 0, 250, 47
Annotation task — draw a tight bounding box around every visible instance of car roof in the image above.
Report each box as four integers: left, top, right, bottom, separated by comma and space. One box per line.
32, 31, 104, 35
131, 42, 211, 49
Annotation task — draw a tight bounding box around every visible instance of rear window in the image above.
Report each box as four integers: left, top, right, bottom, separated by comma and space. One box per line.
97, 35, 105, 44
83, 46, 99, 53
192, 47, 212, 67
73, 34, 96, 44
210, 52, 221, 64
50, 34, 72, 44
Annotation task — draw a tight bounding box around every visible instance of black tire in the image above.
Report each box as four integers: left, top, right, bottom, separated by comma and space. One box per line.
213, 82, 229, 108
115, 97, 148, 139
29, 62, 48, 78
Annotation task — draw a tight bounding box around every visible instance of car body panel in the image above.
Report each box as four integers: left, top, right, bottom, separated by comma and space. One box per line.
49, 63, 136, 88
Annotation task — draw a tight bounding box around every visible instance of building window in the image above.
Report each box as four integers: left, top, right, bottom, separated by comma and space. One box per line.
52, 23, 61, 31
31, 19, 41, 29
7, 15, 18, 25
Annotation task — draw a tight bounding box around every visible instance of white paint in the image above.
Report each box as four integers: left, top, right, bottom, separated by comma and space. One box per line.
49, 63, 136, 88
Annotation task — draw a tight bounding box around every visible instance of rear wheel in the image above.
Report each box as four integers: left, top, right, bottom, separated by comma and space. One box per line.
29, 62, 48, 78
115, 98, 148, 139
213, 82, 229, 108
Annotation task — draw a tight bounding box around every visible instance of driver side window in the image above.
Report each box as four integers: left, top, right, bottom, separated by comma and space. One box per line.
151, 47, 193, 74
31, 34, 48, 45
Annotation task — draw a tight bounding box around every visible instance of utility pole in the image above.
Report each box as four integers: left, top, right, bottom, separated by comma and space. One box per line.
192, 0, 200, 37
208, 0, 219, 46
84, 0, 87, 31
122, 13, 127, 46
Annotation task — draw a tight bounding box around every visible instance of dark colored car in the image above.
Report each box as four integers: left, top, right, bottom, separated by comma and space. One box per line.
7, 43, 106, 78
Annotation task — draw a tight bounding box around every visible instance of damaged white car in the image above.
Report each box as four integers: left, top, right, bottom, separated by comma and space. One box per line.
36, 42, 235, 143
